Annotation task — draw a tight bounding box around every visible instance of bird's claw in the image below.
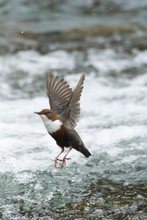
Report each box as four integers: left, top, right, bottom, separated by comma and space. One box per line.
54, 158, 62, 167
54, 157, 71, 168
61, 157, 71, 167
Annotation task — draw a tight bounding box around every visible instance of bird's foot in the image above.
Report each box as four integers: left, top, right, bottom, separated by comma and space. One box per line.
54, 158, 61, 168
54, 157, 71, 168
61, 157, 71, 167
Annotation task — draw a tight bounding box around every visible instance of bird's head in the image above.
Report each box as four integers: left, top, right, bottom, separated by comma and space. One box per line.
34, 109, 57, 120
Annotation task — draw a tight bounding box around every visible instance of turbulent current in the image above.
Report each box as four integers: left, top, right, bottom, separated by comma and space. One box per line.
0, 0, 147, 219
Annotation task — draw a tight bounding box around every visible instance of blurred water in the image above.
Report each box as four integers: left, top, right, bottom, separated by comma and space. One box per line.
0, 0, 147, 219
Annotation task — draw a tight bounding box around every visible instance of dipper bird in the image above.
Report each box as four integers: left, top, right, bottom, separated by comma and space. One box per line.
35, 74, 91, 167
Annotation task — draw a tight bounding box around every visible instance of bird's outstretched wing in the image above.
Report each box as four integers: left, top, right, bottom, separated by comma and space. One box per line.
62, 74, 85, 127
46, 75, 72, 115
46, 74, 85, 127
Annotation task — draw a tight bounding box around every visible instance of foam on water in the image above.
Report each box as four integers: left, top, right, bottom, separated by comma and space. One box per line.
0, 50, 75, 75
86, 49, 131, 73
86, 49, 147, 75
0, 49, 147, 183
0, 1, 147, 217
0, 49, 147, 99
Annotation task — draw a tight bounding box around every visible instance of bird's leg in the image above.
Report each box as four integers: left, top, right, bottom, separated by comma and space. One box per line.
54, 148, 64, 167
62, 147, 72, 167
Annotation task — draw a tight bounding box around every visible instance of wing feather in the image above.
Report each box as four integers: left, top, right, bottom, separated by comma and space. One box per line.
62, 74, 85, 127
46, 74, 85, 127
46, 75, 72, 115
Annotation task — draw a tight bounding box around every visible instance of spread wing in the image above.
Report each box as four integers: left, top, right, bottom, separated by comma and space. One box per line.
62, 74, 85, 127
46, 75, 72, 115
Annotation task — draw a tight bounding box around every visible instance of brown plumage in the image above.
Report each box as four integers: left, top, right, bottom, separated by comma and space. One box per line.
35, 74, 91, 167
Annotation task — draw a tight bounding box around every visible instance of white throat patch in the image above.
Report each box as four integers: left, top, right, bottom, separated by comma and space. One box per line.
40, 115, 62, 133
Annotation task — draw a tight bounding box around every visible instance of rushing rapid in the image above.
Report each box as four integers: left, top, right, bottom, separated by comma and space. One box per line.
0, 0, 147, 219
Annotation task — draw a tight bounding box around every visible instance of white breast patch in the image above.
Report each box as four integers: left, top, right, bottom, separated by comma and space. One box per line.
40, 115, 62, 133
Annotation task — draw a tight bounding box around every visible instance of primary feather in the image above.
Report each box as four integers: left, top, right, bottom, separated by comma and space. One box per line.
46, 74, 85, 127
46, 75, 72, 115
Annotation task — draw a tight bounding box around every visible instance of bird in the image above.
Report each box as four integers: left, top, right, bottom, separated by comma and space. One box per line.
35, 74, 91, 167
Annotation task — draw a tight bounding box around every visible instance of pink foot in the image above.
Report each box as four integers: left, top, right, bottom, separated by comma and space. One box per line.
54, 146, 72, 168
54, 158, 58, 168
54, 158, 69, 168
54, 149, 64, 168
61, 157, 71, 167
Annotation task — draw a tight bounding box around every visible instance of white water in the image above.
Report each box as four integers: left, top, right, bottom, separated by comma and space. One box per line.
0, 49, 147, 183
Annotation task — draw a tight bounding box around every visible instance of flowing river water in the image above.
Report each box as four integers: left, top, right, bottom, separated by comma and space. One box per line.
0, 0, 147, 219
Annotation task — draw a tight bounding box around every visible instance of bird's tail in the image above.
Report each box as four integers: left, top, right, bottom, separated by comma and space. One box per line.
78, 144, 91, 158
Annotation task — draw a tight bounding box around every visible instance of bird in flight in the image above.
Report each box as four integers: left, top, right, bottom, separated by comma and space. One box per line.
35, 74, 91, 167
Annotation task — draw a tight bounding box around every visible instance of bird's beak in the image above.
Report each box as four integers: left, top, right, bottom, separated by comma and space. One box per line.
34, 112, 40, 115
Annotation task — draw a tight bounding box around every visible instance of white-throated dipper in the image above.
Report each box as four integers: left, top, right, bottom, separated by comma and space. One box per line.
35, 74, 91, 167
